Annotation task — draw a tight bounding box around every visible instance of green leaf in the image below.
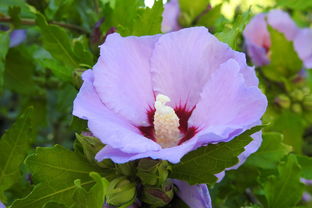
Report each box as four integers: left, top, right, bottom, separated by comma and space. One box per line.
112, 0, 142, 36
35, 12, 79, 73
276, 0, 312, 10
264, 154, 304, 208
72, 172, 109, 208
132, 0, 164, 36
70, 116, 88, 133
75, 134, 104, 163
246, 132, 292, 169
43, 202, 66, 208
8, 6, 21, 26
73, 36, 94, 67
297, 155, 312, 180
0, 107, 33, 201
179, 0, 210, 26
196, 4, 222, 28
11, 145, 102, 208
215, 9, 251, 50
37, 57, 73, 82
262, 26, 302, 82
268, 111, 304, 153
4, 47, 36, 94
0, 0, 34, 18
26, 145, 102, 184
0, 31, 10, 90
170, 125, 263, 185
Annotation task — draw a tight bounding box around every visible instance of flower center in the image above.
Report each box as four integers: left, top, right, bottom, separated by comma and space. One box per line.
153, 94, 181, 148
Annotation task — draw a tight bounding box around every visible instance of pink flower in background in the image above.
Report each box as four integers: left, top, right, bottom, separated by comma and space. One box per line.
243, 10, 299, 66
161, 0, 181, 33
294, 29, 312, 69
73, 27, 267, 166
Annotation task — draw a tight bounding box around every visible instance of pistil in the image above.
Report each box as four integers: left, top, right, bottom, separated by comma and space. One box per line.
153, 94, 180, 148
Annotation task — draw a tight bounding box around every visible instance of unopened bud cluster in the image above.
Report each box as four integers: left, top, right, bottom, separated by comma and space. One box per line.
275, 87, 312, 114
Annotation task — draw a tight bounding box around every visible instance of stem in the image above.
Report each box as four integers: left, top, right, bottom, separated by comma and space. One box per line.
0, 16, 88, 34
245, 188, 261, 205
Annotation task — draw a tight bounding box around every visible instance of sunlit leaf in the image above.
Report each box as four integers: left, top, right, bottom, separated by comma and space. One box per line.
11, 145, 102, 208
246, 132, 292, 169
264, 154, 304, 208
170, 125, 263, 185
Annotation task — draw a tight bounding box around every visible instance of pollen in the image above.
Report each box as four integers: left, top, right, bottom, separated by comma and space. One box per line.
153, 94, 180, 148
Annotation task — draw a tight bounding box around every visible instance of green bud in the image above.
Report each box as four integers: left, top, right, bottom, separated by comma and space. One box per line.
137, 159, 170, 186
302, 87, 310, 96
106, 177, 136, 207
303, 95, 312, 111
291, 103, 302, 114
275, 94, 291, 109
141, 182, 174, 207
116, 162, 136, 177
290, 89, 304, 101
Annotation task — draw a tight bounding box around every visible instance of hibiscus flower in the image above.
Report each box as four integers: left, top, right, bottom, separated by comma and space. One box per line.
73, 27, 267, 166
243, 9, 312, 69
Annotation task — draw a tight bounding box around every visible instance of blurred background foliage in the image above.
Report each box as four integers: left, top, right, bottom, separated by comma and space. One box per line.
0, 0, 312, 207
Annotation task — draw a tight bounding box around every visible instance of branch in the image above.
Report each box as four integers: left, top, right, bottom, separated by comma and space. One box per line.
0, 16, 89, 34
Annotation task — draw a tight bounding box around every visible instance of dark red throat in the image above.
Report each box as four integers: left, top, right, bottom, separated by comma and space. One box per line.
138, 106, 197, 146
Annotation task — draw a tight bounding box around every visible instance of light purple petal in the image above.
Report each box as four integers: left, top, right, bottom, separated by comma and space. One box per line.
243, 13, 270, 66
151, 27, 258, 110
96, 136, 199, 164
294, 28, 312, 69
73, 70, 161, 154
189, 59, 267, 133
161, 0, 181, 33
0, 201, 5, 208
9, 29, 26, 48
267, 9, 299, 41
93, 33, 159, 126
172, 180, 212, 208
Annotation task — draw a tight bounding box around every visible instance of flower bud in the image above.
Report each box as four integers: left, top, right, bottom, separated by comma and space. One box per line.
291, 103, 302, 114
302, 87, 310, 96
106, 177, 136, 207
303, 95, 312, 111
275, 94, 291, 109
290, 89, 304, 101
141, 182, 174, 207
137, 159, 170, 186
116, 162, 136, 177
